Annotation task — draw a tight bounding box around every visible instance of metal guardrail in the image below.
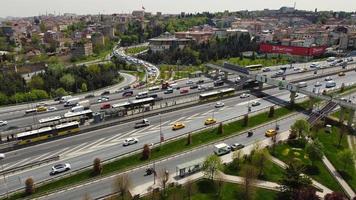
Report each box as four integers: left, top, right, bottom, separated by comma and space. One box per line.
0, 156, 59, 176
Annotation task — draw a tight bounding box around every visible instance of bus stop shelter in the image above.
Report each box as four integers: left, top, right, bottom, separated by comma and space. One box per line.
176, 157, 205, 177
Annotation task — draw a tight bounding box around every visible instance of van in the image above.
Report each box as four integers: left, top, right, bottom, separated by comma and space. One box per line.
214, 143, 231, 156
64, 98, 80, 107
60, 95, 72, 103
71, 105, 84, 112
297, 82, 307, 88
325, 81, 336, 88
136, 91, 148, 99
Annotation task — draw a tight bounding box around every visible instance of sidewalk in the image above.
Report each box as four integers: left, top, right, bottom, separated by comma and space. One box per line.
322, 156, 356, 199
347, 135, 356, 170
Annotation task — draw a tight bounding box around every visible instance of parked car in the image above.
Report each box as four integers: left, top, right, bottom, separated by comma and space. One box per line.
230, 143, 245, 151
50, 163, 71, 175
123, 137, 138, 146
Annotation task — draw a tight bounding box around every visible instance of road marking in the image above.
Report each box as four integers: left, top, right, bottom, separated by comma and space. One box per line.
85, 138, 107, 149
200, 109, 215, 116
187, 113, 200, 120
3, 157, 33, 170
170, 116, 186, 125
61, 142, 89, 156
111, 129, 139, 142
89, 136, 121, 149
236, 101, 250, 106
30, 152, 53, 162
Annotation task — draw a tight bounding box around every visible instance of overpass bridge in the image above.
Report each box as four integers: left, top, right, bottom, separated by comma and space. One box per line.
206, 62, 356, 128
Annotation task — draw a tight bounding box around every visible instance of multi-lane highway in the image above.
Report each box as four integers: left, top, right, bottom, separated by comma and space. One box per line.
1, 63, 356, 196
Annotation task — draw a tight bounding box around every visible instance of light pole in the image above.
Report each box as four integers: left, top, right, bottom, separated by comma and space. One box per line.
0, 153, 8, 198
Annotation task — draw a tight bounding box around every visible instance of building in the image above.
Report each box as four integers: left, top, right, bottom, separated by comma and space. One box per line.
43, 30, 60, 44
132, 10, 145, 19
148, 32, 192, 52
99, 25, 115, 39
175, 31, 214, 44
91, 32, 105, 47
71, 42, 93, 57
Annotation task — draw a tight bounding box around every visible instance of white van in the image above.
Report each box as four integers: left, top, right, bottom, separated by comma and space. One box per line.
135, 91, 148, 99
214, 143, 231, 156
60, 95, 72, 103
71, 105, 84, 112
64, 97, 80, 107
325, 81, 336, 88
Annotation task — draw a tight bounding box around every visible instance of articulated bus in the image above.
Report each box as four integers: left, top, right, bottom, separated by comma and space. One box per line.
246, 64, 263, 71
199, 88, 235, 101
15, 121, 80, 145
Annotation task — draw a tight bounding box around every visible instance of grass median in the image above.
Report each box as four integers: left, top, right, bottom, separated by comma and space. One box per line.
6, 104, 297, 199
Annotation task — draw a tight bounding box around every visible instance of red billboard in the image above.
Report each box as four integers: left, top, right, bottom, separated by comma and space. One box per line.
259, 43, 327, 56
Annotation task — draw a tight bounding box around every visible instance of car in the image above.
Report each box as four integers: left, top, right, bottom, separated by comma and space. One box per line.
240, 93, 250, 98
50, 163, 71, 175
247, 131, 253, 137
215, 101, 225, 108
172, 122, 185, 130
310, 63, 319, 68
186, 80, 194, 85
54, 97, 61, 101
123, 137, 138, 146
198, 85, 205, 90
36, 103, 47, 107
230, 143, 245, 151
85, 94, 95, 99
36, 106, 47, 112
314, 82, 322, 87
101, 91, 110, 95
340, 98, 352, 103
324, 76, 333, 81
197, 80, 205, 84
204, 118, 217, 125
265, 129, 277, 137
347, 57, 354, 62
293, 67, 301, 71
338, 72, 345, 76
164, 88, 174, 94
262, 67, 271, 72
0, 120, 8, 126
190, 85, 198, 89
275, 70, 284, 75
251, 101, 260, 106
48, 107, 57, 111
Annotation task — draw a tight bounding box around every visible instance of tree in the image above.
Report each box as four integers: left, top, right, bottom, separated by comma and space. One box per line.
113, 174, 131, 200
187, 133, 192, 145
93, 158, 102, 176
305, 139, 324, 161
81, 83, 88, 92
340, 83, 345, 93
231, 150, 243, 171
202, 154, 223, 180
0, 92, 9, 105
53, 87, 68, 97
25, 177, 35, 195
279, 162, 312, 199
268, 106, 275, 118
293, 186, 319, 200
338, 127, 346, 148
291, 119, 310, 138
218, 122, 224, 134
243, 114, 249, 127
240, 164, 258, 200
338, 149, 355, 170
28, 75, 45, 90
324, 191, 347, 200
252, 149, 270, 178
158, 169, 169, 197
60, 74, 75, 91
184, 178, 194, 200
142, 144, 151, 160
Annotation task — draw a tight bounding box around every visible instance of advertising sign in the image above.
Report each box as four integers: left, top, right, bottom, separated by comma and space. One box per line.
260, 43, 327, 56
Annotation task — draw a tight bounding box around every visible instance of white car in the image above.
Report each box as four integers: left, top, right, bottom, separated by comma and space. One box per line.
240, 93, 250, 98
186, 80, 194, 85
50, 163, 71, 175
324, 76, 333, 81
123, 137, 138, 146
293, 67, 301, 71
0, 121, 8, 126
314, 82, 322, 87
275, 70, 284, 75
251, 101, 261, 106
215, 101, 225, 108
48, 107, 57, 111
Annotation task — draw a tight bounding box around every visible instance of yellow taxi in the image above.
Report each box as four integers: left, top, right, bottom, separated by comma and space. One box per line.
36, 106, 48, 112
204, 118, 217, 125
172, 122, 185, 130
265, 129, 277, 137
338, 72, 345, 76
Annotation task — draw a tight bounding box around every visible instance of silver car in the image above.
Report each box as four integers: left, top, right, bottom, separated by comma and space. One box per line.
50, 163, 71, 175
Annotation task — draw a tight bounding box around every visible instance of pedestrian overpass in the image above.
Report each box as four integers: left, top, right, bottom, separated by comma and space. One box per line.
206, 62, 356, 128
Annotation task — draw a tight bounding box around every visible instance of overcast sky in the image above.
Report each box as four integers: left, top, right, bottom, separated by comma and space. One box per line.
1, 0, 355, 18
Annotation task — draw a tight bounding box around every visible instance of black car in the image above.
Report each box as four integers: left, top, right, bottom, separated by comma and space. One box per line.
54, 97, 61, 101
123, 86, 131, 90
101, 91, 110, 95
190, 85, 198, 89
197, 80, 205, 84
247, 131, 253, 137
85, 94, 95, 99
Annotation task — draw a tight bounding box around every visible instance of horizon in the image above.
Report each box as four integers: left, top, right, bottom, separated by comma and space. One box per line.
0, 0, 355, 18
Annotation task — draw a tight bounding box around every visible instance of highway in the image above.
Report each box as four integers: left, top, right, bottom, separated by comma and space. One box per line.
1, 64, 356, 196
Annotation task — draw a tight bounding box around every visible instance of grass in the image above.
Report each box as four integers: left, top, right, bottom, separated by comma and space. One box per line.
224, 158, 285, 183
159, 65, 204, 80
271, 142, 344, 192
216, 57, 290, 67
125, 46, 148, 55
6, 104, 295, 199
314, 127, 356, 192
140, 179, 278, 200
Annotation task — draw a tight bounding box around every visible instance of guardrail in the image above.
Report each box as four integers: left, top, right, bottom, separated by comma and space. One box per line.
0, 156, 59, 176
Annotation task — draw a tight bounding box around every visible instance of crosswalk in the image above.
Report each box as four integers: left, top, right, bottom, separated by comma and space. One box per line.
1, 103, 242, 170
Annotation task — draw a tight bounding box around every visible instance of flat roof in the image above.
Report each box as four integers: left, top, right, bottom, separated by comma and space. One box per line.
176, 157, 205, 170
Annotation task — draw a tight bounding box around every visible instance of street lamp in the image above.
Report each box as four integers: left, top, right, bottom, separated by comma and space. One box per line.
0, 153, 8, 198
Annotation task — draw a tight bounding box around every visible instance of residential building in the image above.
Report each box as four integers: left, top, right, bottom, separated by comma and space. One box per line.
91, 32, 105, 46
71, 42, 93, 57
148, 32, 192, 52
175, 31, 214, 44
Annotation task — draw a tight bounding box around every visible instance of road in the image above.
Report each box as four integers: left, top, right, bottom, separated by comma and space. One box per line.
1, 64, 356, 196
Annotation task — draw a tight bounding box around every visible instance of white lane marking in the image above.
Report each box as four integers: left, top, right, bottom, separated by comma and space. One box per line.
89, 136, 122, 149
84, 138, 107, 149
30, 152, 53, 162
3, 157, 33, 170
61, 142, 89, 156
52, 147, 71, 156
236, 101, 250, 106
170, 116, 186, 125
111, 129, 139, 142
187, 113, 200, 120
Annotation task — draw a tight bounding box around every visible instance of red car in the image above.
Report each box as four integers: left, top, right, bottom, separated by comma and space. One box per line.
180, 88, 189, 94
101, 103, 111, 109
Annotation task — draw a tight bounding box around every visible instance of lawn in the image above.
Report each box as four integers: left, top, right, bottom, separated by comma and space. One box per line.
125, 46, 148, 55
140, 179, 278, 200
159, 65, 204, 80
216, 57, 290, 67
314, 127, 356, 192
224, 158, 285, 183
271, 142, 344, 192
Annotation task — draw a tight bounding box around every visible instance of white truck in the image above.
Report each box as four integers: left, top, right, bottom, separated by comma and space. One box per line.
64, 97, 80, 107
214, 143, 231, 156
78, 100, 90, 109
134, 119, 150, 128
60, 95, 72, 103
71, 105, 84, 112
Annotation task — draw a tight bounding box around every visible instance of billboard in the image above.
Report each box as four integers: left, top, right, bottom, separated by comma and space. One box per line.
260, 43, 327, 56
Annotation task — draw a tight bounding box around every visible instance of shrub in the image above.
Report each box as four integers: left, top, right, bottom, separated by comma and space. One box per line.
142, 144, 151, 160
93, 158, 102, 176
304, 164, 320, 175
25, 177, 35, 195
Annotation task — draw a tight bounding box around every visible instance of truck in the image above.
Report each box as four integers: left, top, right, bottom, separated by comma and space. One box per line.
214, 143, 231, 156
60, 95, 72, 103
134, 119, 150, 128
64, 97, 80, 107
71, 105, 84, 112
78, 100, 90, 109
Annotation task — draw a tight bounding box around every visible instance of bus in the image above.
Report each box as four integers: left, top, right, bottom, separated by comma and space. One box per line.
136, 91, 148, 99
54, 121, 80, 136
199, 88, 235, 101
219, 88, 235, 97
148, 86, 160, 92
129, 97, 155, 108
246, 64, 263, 71
63, 109, 93, 119
39, 116, 62, 124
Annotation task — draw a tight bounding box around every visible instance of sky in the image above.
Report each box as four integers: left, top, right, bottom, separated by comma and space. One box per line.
0, 0, 355, 18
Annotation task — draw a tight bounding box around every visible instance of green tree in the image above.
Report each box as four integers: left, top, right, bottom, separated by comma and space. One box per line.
31, 89, 49, 99
252, 149, 271, 177
240, 164, 258, 200
60, 74, 75, 91
202, 154, 223, 180
53, 87, 68, 97
29, 75, 45, 90
81, 83, 88, 92
268, 106, 275, 118
338, 149, 355, 170
305, 139, 324, 161
0, 92, 8, 105
291, 119, 310, 138
93, 158, 102, 176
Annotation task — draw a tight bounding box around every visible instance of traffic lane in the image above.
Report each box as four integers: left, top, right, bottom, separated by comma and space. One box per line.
2, 86, 290, 163
0, 86, 302, 195
43, 113, 304, 200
